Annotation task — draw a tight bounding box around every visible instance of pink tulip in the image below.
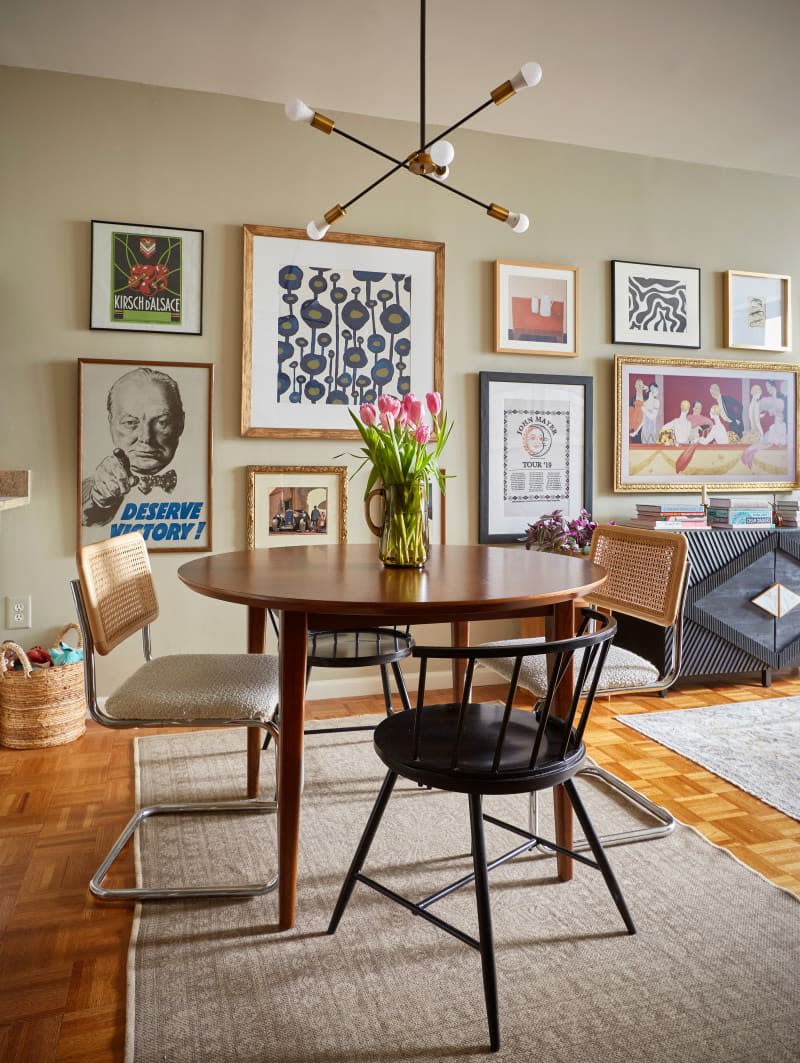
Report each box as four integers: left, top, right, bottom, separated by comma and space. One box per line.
380, 412, 395, 432
396, 408, 409, 429
401, 393, 417, 413
377, 394, 402, 418
359, 402, 377, 426
407, 399, 423, 425
415, 424, 431, 444
426, 391, 442, 417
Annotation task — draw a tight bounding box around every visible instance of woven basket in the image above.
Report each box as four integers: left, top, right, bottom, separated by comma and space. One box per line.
0, 623, 87, 749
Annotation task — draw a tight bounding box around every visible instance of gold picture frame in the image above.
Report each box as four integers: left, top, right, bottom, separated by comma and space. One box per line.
614, 354, 799, 493
242, 225, 445, 438
246, 465, 348, 549
724, 270, 792, 353
494, 260, 578, 356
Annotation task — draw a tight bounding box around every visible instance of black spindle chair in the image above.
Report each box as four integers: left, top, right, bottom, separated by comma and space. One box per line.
328, 608, 634, 1053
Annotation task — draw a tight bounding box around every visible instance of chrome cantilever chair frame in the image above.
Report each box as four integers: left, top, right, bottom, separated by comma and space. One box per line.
71, 533, 279, 902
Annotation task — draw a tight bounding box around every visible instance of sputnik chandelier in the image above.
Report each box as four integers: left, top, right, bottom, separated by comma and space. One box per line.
286, 0, 542, 240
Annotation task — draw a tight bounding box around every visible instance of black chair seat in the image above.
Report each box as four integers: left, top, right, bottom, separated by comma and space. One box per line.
374, 703, 585, 794
308, 627, 414, 669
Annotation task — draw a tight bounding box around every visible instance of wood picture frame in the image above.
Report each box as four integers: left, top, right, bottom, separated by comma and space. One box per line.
724, 270, 792, 353
615, 354, 799, 492
479, 371, 593, 544
246, 465, 348, 549
612, 259, 701, 349
90, 220, 204, 334
241, 224, 445, 439
78, 358, 213, 551
494, 260, 578, 356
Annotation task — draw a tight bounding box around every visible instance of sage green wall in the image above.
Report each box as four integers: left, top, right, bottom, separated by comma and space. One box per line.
2, 65, 799, 695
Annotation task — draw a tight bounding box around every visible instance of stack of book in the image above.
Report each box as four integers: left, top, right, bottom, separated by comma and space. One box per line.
707, 496, 774, 529
774, 496, 800, 527
629, 503, 709, 530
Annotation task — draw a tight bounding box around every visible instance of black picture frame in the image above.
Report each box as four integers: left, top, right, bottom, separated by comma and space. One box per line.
90, 220, 204, 334
479, 371, 593, 544
612, 259, 701, 349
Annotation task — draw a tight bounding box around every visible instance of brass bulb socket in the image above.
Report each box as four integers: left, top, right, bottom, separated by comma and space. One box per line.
324, 204, 346, 225
490, 81, 515, 106
487, 203, 510, 222
311, 112, 335, 134
407, 150, 437, 176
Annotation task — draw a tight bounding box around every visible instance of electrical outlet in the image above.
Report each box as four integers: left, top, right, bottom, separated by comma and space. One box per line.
5, 595, 32, 630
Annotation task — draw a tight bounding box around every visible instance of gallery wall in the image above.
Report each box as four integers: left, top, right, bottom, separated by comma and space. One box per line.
1, 65, 799, 694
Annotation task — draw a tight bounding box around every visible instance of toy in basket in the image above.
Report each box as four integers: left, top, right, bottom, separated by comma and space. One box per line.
0, 623, 87, 748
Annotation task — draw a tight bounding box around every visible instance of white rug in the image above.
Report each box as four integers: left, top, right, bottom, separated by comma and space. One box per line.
617, 697, 800, 820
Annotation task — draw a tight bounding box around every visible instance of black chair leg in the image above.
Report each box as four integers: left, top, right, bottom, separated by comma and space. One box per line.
391, 661, 413, 713
468, 793, 500, 1052
563, 778, 636, 935
379, 664, 395, 716
328, 770, 398, 934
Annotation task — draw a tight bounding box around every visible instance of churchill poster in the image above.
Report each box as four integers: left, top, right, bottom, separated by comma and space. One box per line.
78, 358, 213, 551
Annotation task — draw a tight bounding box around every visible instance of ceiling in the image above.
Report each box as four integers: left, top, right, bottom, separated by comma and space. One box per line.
2, 0, 800, 179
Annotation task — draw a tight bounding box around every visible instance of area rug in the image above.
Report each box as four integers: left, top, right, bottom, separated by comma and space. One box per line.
127, 721, 799, 1063
617, 697, 800, 821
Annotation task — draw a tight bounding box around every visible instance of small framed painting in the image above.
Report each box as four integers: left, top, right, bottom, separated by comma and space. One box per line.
494, 260, 578, 355
241, 224, 444, 438
479, 371, 593, 544
90, 220, 204, 334
612, 260, 700, 348
78, 358, 213, 551
614, 354, 799, 492
724, 270, 791, 353
246, 465, 348, 549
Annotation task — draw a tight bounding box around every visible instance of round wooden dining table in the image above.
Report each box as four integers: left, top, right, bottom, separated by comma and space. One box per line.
178, 543, 607, 930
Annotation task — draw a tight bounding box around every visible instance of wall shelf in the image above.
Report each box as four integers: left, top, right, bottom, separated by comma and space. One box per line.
0, 470, 31, 511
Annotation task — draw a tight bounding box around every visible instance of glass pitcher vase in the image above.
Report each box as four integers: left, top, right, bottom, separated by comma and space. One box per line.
365, 480, 430, 568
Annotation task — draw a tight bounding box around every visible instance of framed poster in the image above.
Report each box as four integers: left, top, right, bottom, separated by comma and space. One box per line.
612, 260, 700, 348
78, 358, 213, 551
494, 260, 578, 355
241, 224, 444, 439
615, 355, 799, 492
246, 465, 347, 549
724, 270, 791, 353
479, 371, 593, 544
90, 221, 204, 334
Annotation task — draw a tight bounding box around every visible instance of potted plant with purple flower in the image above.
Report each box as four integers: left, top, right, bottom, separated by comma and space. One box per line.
523, 508, 599, 555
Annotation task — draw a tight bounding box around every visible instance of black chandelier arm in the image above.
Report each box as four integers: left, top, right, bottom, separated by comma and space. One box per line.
333, 127, 411, 172
421, 97, 495, 152
419, 174, 491, 212
341, 164, 408, 211
419, 0, 427, 152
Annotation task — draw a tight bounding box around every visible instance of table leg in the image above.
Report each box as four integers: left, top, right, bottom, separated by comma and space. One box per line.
246, 607, 268, 799
277, 609, 308, 931
552, 599, 575, 882
451, 620, 469, 699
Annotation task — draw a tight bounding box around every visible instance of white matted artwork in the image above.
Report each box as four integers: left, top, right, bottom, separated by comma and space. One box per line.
479, 371, 593, 543
612, 260, 700, 349
494, 260, 578, 355
725, 270, 791, 353
242, 225, 444, 439
246, 465, 347, 549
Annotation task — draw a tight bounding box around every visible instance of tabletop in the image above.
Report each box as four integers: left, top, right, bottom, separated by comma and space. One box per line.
178, 544, 607, 622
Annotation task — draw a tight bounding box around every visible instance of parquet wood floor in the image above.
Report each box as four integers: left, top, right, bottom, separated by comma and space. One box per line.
1, 675, 798, 1062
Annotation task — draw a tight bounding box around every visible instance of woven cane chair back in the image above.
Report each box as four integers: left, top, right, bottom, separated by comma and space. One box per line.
587, 524, 688, 628
76, 532, 159, 656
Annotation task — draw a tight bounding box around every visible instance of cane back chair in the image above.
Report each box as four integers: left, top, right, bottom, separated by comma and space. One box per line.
328, 609, 634, 1053
71, 532, 280, 901
483, 524, 690, 848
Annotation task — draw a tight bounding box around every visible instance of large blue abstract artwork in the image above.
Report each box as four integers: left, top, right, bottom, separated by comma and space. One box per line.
277, 265, 412, 406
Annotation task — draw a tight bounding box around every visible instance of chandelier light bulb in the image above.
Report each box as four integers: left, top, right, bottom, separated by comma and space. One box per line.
307, 217, 330, 240
433, 166, 450, 182
510, 61, 543, 92
429, 139, 455, 167
285, 98, 315, 123
507, 211, 530, 234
